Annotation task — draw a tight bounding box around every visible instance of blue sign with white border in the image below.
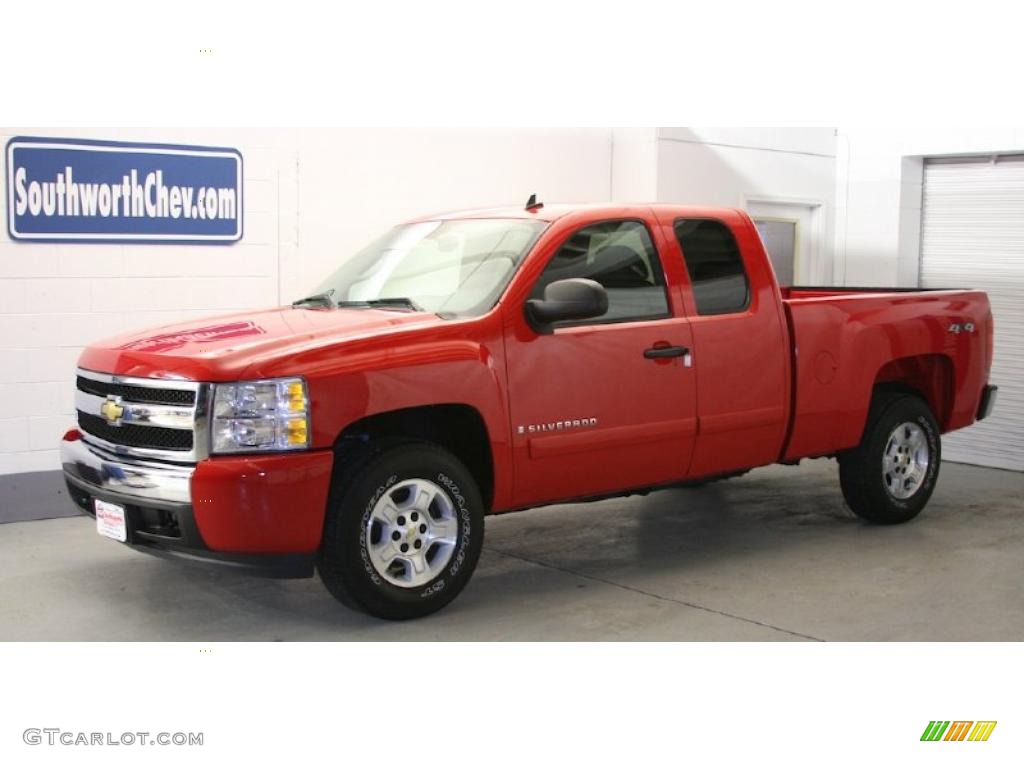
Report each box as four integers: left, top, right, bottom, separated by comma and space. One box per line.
5, 136, 243, 244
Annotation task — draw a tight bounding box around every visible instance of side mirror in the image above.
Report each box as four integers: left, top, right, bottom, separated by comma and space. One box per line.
525, 278, 609, 331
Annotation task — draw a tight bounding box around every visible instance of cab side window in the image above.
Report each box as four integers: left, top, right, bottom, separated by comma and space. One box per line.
674, 219, 750, 315
531, 220, 670, 324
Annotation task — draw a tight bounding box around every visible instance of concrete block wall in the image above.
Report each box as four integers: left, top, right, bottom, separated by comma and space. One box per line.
285, 128, 615, 306
0, 128, 295, 475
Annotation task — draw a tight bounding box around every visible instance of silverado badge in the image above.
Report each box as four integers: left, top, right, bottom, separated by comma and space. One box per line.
517, 418, 598, 435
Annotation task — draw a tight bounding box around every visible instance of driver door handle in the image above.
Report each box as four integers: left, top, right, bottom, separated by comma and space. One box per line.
643, 345, 690, 359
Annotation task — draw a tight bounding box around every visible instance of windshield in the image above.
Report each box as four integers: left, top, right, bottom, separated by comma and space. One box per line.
310, 218, 547, 317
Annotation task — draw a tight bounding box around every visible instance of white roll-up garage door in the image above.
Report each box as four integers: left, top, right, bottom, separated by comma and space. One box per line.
920, 155, 1024, 471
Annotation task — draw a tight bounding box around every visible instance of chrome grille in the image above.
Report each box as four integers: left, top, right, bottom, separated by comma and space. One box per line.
76, 411, 194, 451
75, 369, 209, 463
76, 375, 196, 406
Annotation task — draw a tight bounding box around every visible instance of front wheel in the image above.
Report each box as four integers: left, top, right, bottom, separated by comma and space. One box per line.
318, 441, 485, 620
838, 393, 941, 524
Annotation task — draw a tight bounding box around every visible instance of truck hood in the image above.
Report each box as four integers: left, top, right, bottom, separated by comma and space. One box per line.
77, 306, 447, 381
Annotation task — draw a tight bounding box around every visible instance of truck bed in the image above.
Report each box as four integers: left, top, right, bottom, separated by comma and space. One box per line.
778, 286, 993, 462
781, 286, 964, 301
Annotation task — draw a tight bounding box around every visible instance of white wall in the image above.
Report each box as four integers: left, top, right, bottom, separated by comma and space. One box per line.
287, 129, 613, 304
0, 127, 613, 474
653, 128, 838, 283
836, 127, 1024, 286
611, 128, 659, 201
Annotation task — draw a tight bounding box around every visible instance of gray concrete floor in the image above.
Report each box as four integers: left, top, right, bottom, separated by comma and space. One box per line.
1, 459, 1021, 641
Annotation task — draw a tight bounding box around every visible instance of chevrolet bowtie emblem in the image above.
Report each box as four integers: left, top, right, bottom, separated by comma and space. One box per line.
100, 396, 125, 425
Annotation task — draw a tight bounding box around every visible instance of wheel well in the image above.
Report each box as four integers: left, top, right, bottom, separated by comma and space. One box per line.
334, 404, 494, 508
873, 354, 953, 429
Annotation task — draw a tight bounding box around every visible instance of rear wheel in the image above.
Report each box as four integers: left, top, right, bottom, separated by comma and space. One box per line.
317, 441, 485, 619
838, 392, 941, 524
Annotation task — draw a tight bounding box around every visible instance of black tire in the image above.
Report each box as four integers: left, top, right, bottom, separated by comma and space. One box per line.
838, 392, 941, 524
317, 441, 485, 620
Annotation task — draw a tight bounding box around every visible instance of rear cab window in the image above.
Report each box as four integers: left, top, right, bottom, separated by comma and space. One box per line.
531, 220, 671, 326
673, 219, 750, 315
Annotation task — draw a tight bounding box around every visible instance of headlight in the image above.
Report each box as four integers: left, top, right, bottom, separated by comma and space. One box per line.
212, 377, 310, 454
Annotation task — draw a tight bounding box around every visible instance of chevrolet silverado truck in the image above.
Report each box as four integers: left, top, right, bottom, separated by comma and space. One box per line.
61, 201, 997, 619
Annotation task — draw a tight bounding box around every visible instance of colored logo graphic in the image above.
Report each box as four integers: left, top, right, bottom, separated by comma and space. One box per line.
118, 320, 265, 353
921, 721, 997, 742
6, 136, 243, 243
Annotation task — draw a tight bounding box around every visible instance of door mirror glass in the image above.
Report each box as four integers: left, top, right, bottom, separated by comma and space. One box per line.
526, 278, 609, 330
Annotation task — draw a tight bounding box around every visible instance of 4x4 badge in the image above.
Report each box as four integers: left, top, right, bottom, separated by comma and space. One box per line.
949, 322, 976, 334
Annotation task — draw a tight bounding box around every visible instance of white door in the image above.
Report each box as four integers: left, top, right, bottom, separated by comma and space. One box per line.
747, 201, 818, 286
920, 155, 1024, 471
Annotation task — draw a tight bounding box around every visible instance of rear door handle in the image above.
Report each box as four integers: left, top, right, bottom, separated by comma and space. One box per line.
643, 345, 690, 359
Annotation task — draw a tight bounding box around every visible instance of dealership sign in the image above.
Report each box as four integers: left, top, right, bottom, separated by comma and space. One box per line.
5, 137, 243, 243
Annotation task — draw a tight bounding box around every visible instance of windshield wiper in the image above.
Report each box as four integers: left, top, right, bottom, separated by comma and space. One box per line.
291, 290, 336, 309
335, 297, 425, 312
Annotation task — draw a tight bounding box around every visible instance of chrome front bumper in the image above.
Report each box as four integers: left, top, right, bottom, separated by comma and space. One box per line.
60, 434, 315, 578
61, 435, 194, 505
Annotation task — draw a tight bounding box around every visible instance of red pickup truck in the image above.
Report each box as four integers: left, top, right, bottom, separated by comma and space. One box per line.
62, 201, 997, 619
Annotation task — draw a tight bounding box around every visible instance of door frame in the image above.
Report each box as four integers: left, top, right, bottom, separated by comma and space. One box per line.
749, 215, 802, 286
742, 195, 826, 284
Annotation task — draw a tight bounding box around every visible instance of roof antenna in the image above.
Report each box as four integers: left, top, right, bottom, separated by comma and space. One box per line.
525, 193, 543, 211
